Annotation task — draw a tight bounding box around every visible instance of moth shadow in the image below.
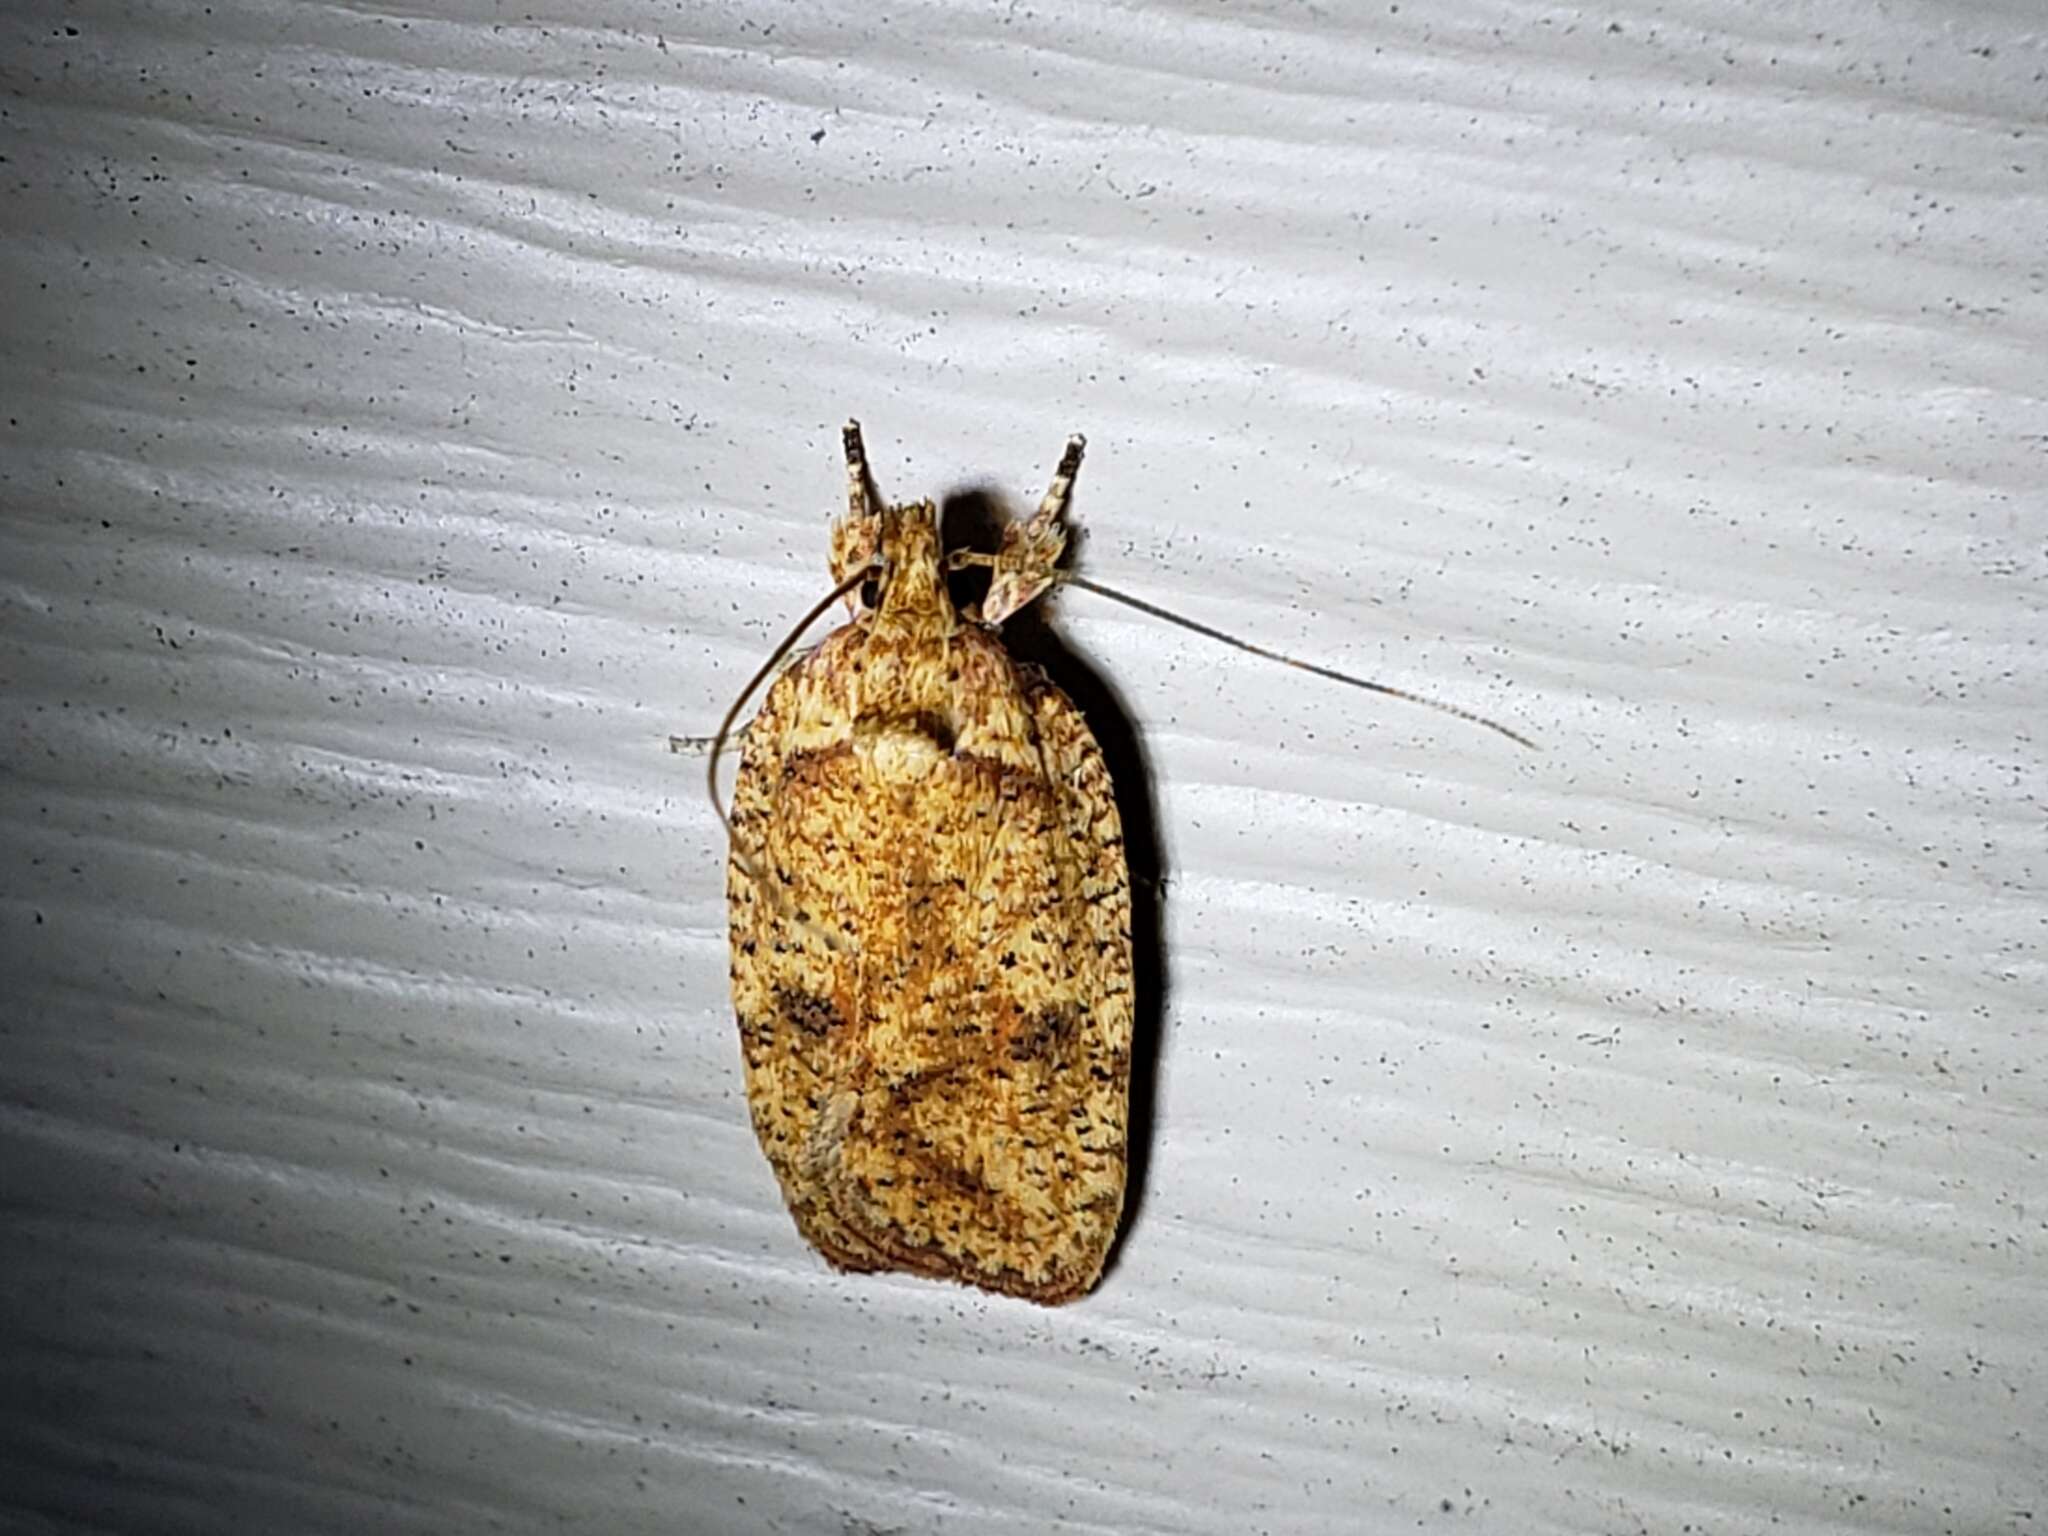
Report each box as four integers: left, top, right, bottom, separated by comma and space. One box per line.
944, 487, 1167, 1287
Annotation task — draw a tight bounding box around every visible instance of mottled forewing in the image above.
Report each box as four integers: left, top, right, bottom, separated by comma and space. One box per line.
811, 647, 1134, 1302
731, 623, 1134, 1302
726, 630, 889, 1273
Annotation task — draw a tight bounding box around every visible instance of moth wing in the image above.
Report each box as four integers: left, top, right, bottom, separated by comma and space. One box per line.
727, 638, 890, 1274
813, 661, 1134, 1303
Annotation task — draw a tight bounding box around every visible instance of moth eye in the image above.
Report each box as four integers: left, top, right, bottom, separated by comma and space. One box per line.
857, 558, 887, 610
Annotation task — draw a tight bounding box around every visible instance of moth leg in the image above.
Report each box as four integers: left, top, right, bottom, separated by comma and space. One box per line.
668, 725, 750, 756
941, 548, 999, 622
829, 419, 884, 610
669, 638, 825, 756
982, 433, 1083, 628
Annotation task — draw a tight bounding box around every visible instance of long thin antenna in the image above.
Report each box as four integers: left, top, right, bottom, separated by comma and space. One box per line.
704, 564, 876, 843
1062, 574, 1537, 751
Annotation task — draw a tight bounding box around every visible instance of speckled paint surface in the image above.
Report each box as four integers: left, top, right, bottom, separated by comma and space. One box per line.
2, 3, 2042, 1532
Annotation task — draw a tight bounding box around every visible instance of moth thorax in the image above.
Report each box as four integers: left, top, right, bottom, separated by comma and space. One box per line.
853, 712, 956, 782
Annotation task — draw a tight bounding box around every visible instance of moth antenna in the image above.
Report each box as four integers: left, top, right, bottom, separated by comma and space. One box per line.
708, 562, 878, 853
1061, 574, 1538, 751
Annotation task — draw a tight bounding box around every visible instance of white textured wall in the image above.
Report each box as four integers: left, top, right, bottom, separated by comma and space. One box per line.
3, 3, 2042, 1532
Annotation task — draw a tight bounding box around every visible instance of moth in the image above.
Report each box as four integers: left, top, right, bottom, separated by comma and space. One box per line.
714, 423, 1128, 1304
703, 423, 1530, 1305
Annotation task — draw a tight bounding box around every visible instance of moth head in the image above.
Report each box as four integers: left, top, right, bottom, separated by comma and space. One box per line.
868, 500, 949, 624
